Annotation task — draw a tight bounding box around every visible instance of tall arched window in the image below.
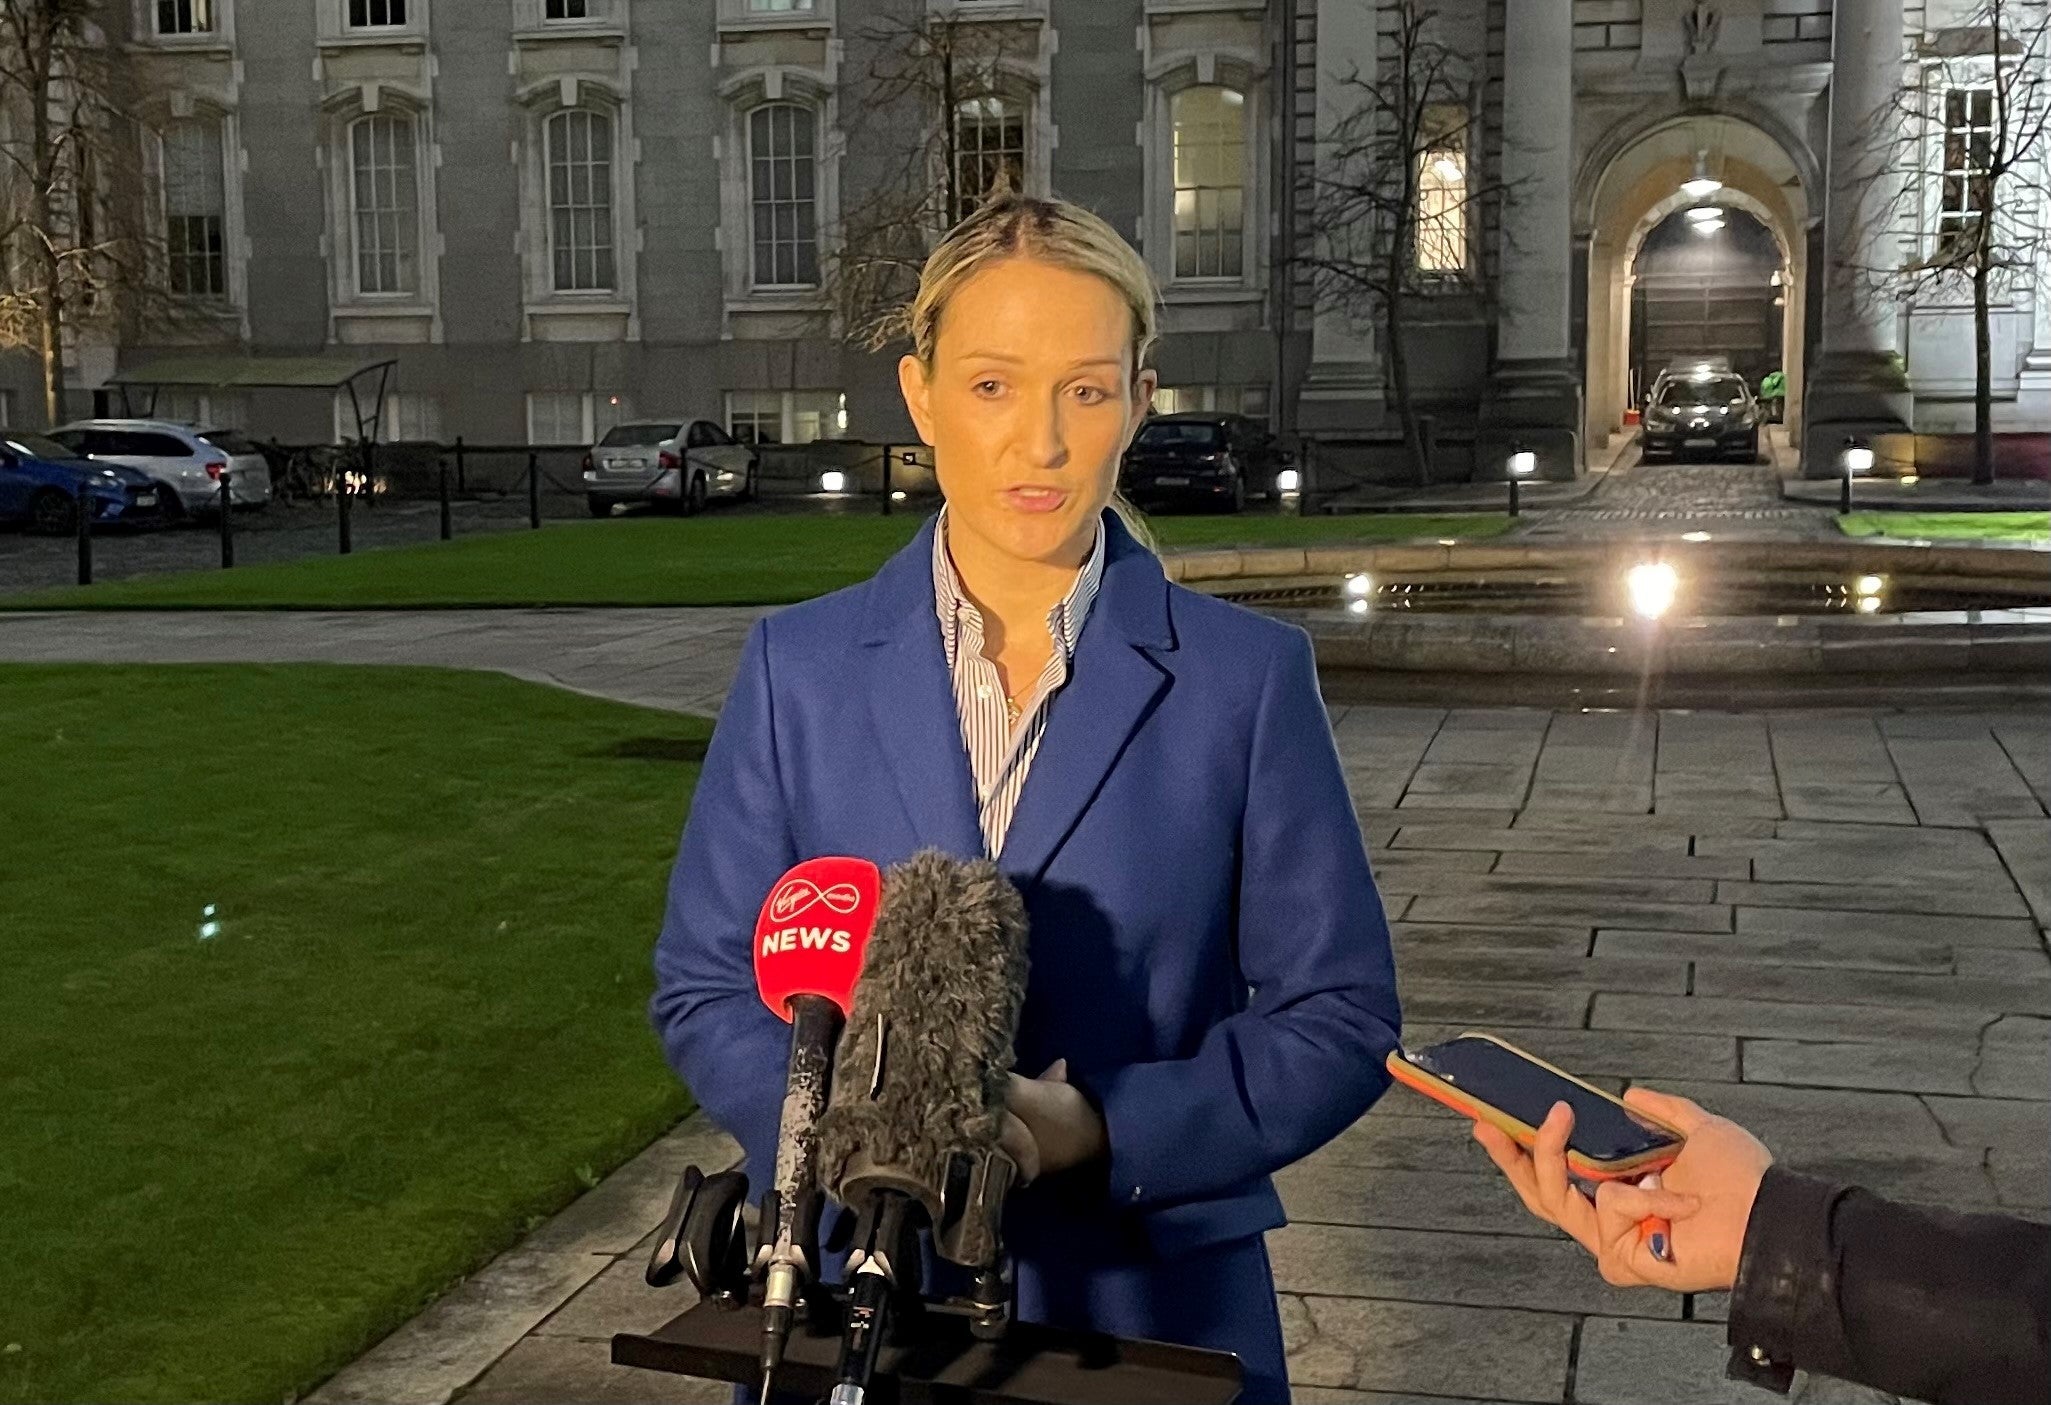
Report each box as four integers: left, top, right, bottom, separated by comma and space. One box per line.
1171, 85, 1245, 279
748, 102, 818, 287
348, 113, 419, 295
953, 94, 1025, 223
546, 108, 616, 292
163, 117, 226, 297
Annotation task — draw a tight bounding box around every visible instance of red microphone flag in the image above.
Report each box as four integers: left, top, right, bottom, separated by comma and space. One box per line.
752, 856, 880, 1021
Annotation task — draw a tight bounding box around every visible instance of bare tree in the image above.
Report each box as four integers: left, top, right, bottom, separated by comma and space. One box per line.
827, 10, 1039, 352
1858, 0, 2050, 484
0, 0, 178, 424
1296, 0, 1518, 485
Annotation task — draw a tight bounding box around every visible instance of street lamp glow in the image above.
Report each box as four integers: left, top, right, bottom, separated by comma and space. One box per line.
1682, 530, 1712, 543
1684, 205, 1724, 224
1692, 216, 1726, 235
1508, 450, 1537, 477
1843, 446, 1875, 474
1857, 595, 1883, 614
819, 471, 847, 494
1625, 562, 1679, 621
1855, 574, 1885, 597
1276, 468, 1301, 493
1344, 572, 1374, 598
1347, 598, 1370, 617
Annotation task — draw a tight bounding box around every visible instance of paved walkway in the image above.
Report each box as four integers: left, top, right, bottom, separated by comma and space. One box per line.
11, 609, 2041, 1405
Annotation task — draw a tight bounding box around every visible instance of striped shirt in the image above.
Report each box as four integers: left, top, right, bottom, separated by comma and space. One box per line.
932, 508, 1106, 857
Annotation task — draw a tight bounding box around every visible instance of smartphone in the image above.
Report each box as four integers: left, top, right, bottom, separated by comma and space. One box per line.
1386, 1032, 1684, 1179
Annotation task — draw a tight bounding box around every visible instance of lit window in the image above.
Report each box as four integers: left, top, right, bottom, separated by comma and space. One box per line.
1939, 87, 1995, 254
546, 109, 616, 291
349, 115, 420, 296
749, 104, 819, 287
726, 390, 843, 444
1171, 86, 1245, 279
163, 119, 226, 298
954, 95, 1025, 224
155, 0, 215, 35
1415, 106, 1468, 273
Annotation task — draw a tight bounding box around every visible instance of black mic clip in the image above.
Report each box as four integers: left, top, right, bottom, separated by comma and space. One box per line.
645, 1164, 752, 1310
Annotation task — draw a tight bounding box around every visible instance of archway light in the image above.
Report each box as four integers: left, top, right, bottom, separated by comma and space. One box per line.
1684, 205, 1724, 224
1681, 149, 1722, 201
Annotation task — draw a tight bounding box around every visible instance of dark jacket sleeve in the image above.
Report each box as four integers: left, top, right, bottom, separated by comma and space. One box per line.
1726, 1166, 2050, 1405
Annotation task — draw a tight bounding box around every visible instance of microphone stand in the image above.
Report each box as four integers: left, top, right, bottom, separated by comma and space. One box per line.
755, 993, 845, 1403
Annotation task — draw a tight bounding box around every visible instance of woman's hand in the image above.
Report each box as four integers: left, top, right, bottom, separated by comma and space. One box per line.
1002, 1058, 1108, 1185
1472, 1087, 1773, 1292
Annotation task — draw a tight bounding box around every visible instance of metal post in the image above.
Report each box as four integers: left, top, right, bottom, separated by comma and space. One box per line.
75, 482, 92, 586
527, 449, 542, 529
338, 458, 354, 555
439, 457, 453, 541
219, 471, 235, 569
1840, 465, 1853, 515
880, 444, 893, 516
1508, 476, 1521, 518
454, 434, 466, 494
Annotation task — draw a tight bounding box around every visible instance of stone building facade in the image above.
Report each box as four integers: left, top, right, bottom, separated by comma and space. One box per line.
10, 0, 2047, 480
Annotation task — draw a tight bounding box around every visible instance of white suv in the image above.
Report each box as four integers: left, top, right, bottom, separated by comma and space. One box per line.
50, 419, 274, 518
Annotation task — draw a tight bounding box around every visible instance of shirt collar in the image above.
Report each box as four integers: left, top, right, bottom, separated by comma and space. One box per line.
933, 505, 1106, 661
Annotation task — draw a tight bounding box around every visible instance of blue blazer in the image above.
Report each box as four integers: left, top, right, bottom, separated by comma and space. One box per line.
651, 510, 1401, 1267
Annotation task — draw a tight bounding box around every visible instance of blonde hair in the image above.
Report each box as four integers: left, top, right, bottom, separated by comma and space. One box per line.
897, 190, 1160, 552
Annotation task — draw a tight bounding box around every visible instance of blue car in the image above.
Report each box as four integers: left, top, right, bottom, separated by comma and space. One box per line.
0, 430, 169, 534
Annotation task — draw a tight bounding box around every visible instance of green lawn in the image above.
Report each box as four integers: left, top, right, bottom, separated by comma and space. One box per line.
5, 510, 1513, 611
1837, 511, 2051, 543
0, 665, 706, 1404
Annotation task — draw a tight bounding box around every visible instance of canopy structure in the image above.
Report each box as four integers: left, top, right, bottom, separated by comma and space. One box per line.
106, 354, 397, 442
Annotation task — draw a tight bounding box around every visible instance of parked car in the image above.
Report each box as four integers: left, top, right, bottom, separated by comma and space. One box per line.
49, 419, 273, 519
1639, 370, 1763, 462
1120, 413, 1291, 513
0, 431, 170, 534
582, 419, 757, 517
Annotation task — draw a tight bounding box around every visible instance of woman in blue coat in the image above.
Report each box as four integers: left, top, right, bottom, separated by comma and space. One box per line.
651, 191, 1401, 1403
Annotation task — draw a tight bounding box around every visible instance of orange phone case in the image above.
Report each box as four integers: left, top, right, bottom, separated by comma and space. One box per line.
1386, 1033, 1684, 1180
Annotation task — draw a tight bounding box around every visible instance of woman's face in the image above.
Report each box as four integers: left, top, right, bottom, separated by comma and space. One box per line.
899, 257, 1157, 570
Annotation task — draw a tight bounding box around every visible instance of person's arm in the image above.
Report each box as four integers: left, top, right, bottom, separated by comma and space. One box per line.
648, 617, 800, 1172
1727, 1168, 2051, 1405
1067, 628, 1401, 1209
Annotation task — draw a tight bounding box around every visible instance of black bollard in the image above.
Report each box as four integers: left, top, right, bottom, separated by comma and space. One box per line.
219, 471, 235, 569
1839, 467, 1853, 516
75, 482, 93, 586
439, 457, 453, 541
881, 444, 893, 516
528, 449, 542, 529
454, 434, 466, 494
338, 461, 354, 555
1508, 475, 1521, 518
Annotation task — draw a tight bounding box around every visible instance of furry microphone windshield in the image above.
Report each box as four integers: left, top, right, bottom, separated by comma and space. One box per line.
814, 849, 1030, 1267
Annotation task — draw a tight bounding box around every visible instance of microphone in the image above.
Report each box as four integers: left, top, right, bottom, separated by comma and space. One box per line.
813, 850, 1032, 1405
750, 856, 881, 1403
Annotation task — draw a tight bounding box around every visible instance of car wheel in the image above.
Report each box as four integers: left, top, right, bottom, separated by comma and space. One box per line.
30, 488, 78, 536
683, 472, 708, 516
1749, 431, 1763, 464
744, 458, 761, 503
587, 494, 614, 519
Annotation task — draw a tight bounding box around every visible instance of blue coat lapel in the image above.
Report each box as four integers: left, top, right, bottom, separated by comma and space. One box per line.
853, 512, 1179, 879
998, 516, 1178, 886
857, 516, 985, 859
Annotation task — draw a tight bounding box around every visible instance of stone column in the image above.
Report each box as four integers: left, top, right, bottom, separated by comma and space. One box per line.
1800, 0, 1913, 475
1479, 0, 1583, 479
1296, 0, 1383, 432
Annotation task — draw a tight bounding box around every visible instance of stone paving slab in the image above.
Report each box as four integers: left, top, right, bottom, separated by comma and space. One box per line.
1281, 1295, 1574, 1403
1733, 904, 2044, 949
1594, 927, 1956, 973
1986, 819, 2051, 927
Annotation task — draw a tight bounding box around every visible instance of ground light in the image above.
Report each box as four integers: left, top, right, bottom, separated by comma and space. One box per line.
819, 471, 847, 494
1507, 445, 1536, 517
1276, 468, 1301, 494
1626, 562, 1679, 620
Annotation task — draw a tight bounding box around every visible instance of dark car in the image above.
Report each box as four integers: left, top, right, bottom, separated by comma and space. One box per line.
1640, 371, 1762, 462
1120, 413, 1290, 513
0, 430, 168, 534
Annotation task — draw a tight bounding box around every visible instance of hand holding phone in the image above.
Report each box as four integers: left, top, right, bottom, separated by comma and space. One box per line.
1386, 1034, 1687, 1259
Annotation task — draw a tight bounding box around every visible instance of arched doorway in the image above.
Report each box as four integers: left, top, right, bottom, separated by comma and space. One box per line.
1578, 110, 1817, 455
1628, 205, 1784, 410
